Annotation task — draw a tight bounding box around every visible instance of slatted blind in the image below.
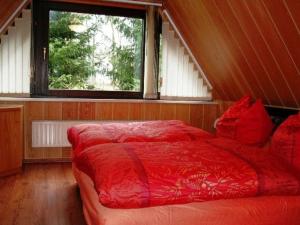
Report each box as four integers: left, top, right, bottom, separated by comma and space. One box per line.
160, 21, 212, 100
0, 9, 31, 95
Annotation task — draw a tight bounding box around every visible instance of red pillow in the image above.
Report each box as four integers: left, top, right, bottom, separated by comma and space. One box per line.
270, 114, 300, 173
236, 100, 274, 146
216, 96, 252, 139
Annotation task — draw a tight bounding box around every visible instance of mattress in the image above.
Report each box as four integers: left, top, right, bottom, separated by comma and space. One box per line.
73, 164, 300, 225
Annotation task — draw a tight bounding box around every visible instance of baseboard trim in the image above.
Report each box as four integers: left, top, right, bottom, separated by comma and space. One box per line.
23, 158, 72, 164
0, 168, 22, 177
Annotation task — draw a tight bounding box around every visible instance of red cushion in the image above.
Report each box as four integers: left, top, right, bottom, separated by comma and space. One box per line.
236, 100, 274, 146
216, 96, 252, 139
270, 114, 300, 173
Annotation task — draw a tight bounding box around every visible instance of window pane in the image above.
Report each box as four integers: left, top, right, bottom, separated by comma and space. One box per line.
49, 11, 144, 92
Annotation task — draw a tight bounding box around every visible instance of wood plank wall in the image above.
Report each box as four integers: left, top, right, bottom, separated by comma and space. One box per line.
0, 100, 222, 161
164, 0, 300, 109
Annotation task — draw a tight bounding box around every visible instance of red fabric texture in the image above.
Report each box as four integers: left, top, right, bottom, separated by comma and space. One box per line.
217, 97, 274, 146
236, 100, 274, 146
68, 120, 213, 154
206, 137, 299, 195
270, 114, 300, 174
74, 140, 300, 209
73, 163, 300, 225
216, 96, 252, 139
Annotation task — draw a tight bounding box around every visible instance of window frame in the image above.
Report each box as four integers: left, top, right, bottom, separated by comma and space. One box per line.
32, 0, 146, 99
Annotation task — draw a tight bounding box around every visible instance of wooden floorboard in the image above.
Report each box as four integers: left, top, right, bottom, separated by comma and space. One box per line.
0, 163, 86, 225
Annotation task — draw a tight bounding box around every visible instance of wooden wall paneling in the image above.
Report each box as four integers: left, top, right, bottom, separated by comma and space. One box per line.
1, 100, 220, 160
0, 0, 25, 32
175, 104, 190, 124
25, 102, 46, 159
61, 147, 71, 159
263, 0, 300, 71
224, 0, 299, 107
282, 0, 300, 27
164, 0, 300, 108
79, 102, 96, 120
228, 0, 297, 107
216, 100, 233, 118
227, 0, 288, 106
164, 2, 227, 100
189, 104, 204, 129
165, 1, 240, 101
44, 148, 63, 159
95, 102, 113, 120
200, 0, 255, 99
144, 103, 161, 120
61, 102, 78, 158
245, 0, 300, 107
159, 103, 176, 120
202, 104, 217, 132
112, 102, 129, 120
204, 0, 266, 101
22, 102, 29, 159
128, 103, 145, 120
212, 0, 275, 104
62, 102, 79, 120
44, 102, 62, 119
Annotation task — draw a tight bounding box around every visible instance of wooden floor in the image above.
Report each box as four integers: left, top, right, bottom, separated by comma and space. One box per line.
0, 163, 87, 225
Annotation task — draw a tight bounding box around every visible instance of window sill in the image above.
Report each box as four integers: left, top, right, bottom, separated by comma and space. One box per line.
0, 96, 216, 105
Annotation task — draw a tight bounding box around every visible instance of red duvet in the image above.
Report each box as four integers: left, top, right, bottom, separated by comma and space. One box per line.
68, 120, 213, 155
74, 139, 300, 209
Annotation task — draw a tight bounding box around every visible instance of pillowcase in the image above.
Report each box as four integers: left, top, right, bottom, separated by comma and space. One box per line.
216, 95, 252, 139
236, 99, 274, 146
216, 97, 274, 147
270, 114, 300, 173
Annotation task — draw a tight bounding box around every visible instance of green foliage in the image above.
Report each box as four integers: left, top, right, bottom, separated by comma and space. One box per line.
108, 46, 136, 90
48, 11, 143, 91
105, 17, 143, 90
49, 11, 96, 89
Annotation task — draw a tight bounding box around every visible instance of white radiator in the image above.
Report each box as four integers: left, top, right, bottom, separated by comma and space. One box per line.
32, 121, 109, 148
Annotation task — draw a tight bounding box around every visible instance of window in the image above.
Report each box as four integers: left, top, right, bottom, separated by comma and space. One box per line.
33, 1, 146, 99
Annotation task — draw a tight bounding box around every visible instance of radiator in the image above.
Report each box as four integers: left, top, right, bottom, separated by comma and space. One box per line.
32, 120, 109, 148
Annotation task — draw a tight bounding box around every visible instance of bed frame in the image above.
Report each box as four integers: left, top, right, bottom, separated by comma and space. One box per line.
265, 106, 299, 127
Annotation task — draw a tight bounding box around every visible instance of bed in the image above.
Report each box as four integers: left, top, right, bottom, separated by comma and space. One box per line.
72, 137, 300, 225
71, 136, 300, 225
69, 98, 300, 225
73, 164, 300, 225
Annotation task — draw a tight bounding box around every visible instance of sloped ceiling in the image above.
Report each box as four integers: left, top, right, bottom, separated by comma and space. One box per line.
0, 0, 25, 32
164, 0, 300, 108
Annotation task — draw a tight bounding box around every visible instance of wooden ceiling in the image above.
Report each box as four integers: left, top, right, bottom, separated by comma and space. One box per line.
164, 0, 300, 108
0, 0, 27, 34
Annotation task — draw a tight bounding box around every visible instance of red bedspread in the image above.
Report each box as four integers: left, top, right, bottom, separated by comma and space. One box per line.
68, 120, 213, 154
74, 140, 300, 209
